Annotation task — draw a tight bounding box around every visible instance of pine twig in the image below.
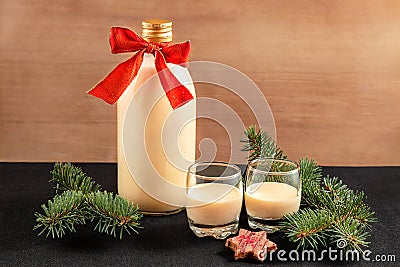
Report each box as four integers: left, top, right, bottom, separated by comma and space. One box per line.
280, 208, 333, 250
240, 125, 286, 161
280, 173, 376, 251
50, 162, 101, 194
34, 163, 142, 239
33, 191, 88, 238
87, 191, 142, 239
298, 158, 323, 207
331, 217, 370, 252
241, 125, 377, 252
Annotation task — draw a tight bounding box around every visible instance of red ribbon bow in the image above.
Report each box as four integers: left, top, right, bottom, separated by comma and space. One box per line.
87, 27, 194, 109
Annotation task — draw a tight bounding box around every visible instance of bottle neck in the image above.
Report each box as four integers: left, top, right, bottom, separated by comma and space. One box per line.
142, 37, 172, 45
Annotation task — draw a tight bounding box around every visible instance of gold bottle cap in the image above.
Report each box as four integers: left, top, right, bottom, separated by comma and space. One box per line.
142, 19, 172, 43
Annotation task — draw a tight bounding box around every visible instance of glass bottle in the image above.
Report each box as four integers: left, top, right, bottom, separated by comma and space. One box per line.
117, 20, 196, 215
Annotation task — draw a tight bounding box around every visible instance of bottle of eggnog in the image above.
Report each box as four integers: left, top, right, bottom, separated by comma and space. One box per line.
117, 20, 196, 215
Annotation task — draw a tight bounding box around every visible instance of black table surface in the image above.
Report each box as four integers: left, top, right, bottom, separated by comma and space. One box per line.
0, 163, 399, 266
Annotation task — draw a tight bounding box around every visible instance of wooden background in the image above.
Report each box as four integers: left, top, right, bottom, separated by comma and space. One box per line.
1, 0, 399, 165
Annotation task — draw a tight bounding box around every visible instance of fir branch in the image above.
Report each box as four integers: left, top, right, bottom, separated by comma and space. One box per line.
298, 158, 323, 207
331, 217, 370, 252
322, 176, 349, 196
280, 175, 376, 251
34, 191, 88, 238
34, 163, 142, 239
87, 191, 142, 239
240, 125, 286, 161
320, 177, 376, 226
281, 208, 333, 250
50, 162, 101, 194
241, 125, 377, 252
352, 203, 377, 226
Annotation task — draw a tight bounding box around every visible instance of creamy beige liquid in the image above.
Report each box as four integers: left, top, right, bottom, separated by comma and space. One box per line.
186, 183, 243, 225
117, 53, 196, 213
245, 182, 300, 219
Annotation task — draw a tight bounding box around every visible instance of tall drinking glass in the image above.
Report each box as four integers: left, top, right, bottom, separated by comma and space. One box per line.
186, 162, 243, 239
245, 158, 301, 233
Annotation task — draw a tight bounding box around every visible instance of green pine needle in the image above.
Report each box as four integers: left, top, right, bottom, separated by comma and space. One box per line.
281, 208, 332, 250
241, 125, 286, 161
87, 191, 142, 239
331, 217, 370, 252
33, 190, 87, 238
34, 163, 142, 239
298, 158, 323, 207
50, 162, 101, 194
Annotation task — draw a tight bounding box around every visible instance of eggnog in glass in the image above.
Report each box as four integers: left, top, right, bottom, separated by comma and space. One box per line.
186, 162, 243, 239
245, 158, 301, 233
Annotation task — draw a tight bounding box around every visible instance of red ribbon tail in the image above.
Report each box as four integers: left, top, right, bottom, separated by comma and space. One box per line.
154, 50, 194, 109
161, 41, 191, 65
87, 50, 145, 104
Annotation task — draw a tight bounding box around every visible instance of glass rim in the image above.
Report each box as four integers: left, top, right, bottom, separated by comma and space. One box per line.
248, 157, 299, 176
187, 161, 242, 181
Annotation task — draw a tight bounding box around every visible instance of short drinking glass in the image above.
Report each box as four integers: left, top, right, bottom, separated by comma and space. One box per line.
186, 162, 243, 239
245, 158, 301, 233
